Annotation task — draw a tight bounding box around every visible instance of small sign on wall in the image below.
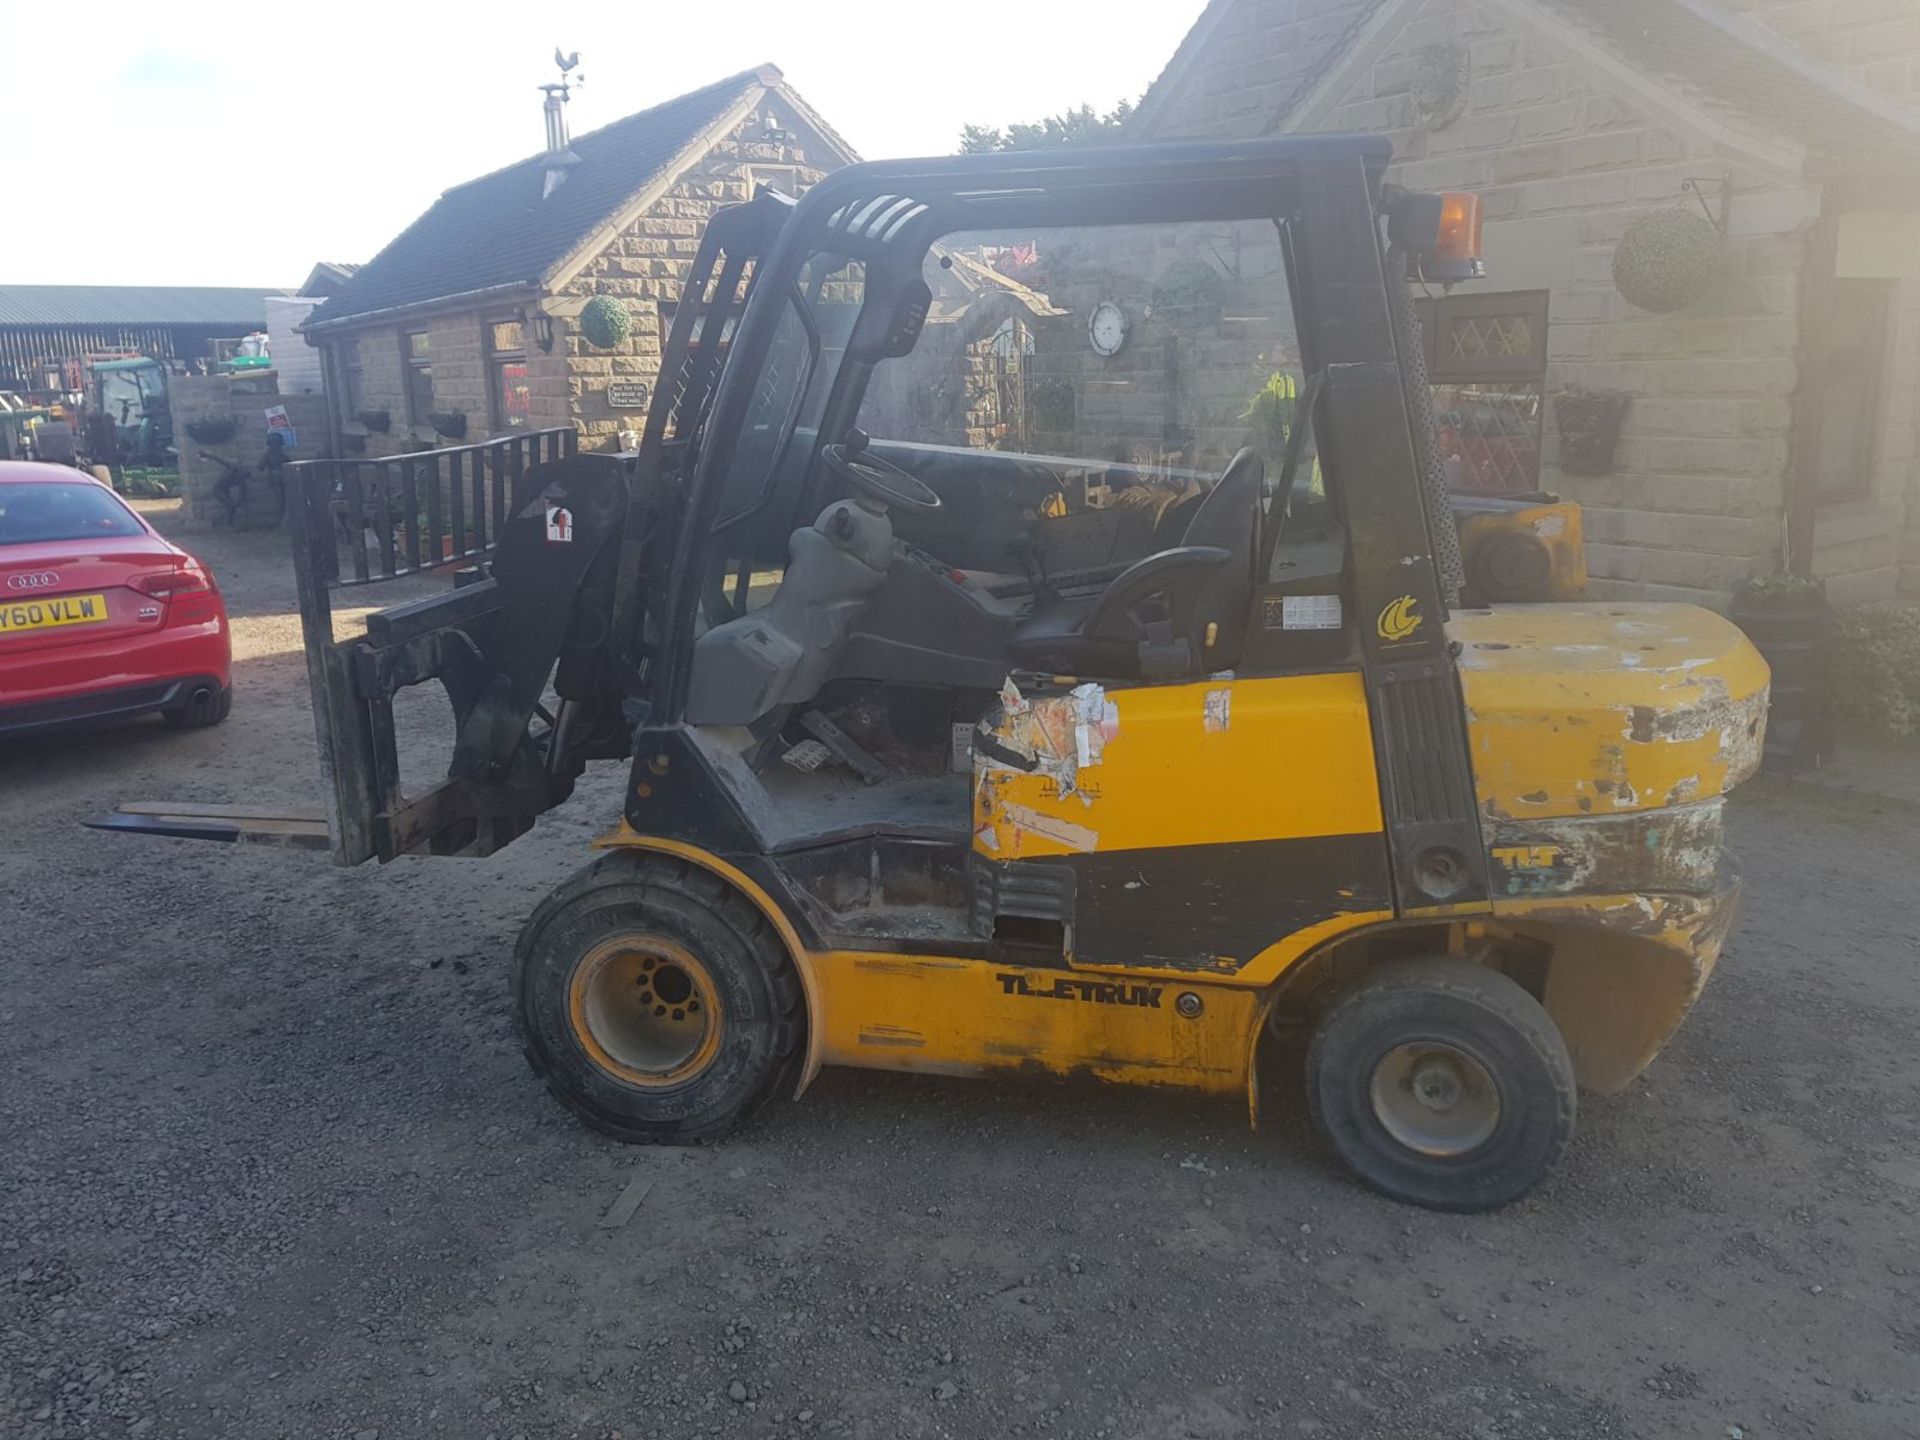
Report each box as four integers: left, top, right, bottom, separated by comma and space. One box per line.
606, 381, 651, 410
263, 404, 299, 451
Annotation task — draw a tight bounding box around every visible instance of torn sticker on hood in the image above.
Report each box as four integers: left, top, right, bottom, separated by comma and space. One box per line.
982, 679, 1118, 801
1204, 687, 1231, 733
1071, 681, 1121, 766
1001, 803, 1099, 853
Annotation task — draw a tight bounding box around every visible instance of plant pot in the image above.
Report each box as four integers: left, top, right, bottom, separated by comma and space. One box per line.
184, 417, 238, 445
1728, 591, 1830, 772
1552, 387, 1630, 476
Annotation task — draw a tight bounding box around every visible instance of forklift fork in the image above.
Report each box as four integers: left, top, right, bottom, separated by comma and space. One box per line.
283, 444, 632, 862
92, 432, 641, 863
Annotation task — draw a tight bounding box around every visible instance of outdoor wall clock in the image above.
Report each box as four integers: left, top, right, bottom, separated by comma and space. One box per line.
1088, 299, 1130, 356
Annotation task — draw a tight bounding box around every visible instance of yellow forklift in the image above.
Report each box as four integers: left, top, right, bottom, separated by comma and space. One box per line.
100, 136, 1768, 1210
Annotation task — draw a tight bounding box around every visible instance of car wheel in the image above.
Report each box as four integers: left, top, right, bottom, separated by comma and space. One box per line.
164, 684, 232, 730
1307, 956, 1576, 1212
514, 850, 805, 1144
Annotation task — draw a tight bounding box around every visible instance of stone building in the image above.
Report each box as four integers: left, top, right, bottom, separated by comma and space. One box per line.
1128, 0, 1920, 605
302, 66, 854, 459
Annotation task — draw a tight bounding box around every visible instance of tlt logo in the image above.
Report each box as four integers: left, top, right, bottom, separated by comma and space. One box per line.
1491, 844, 1563, 870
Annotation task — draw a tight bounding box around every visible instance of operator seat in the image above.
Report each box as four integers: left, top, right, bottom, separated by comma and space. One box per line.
1005, 448, 1263, 679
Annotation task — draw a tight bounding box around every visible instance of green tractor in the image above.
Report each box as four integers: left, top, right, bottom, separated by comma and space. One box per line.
89, 356, 174, 468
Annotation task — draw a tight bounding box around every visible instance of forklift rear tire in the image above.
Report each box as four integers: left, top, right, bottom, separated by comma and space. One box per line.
513, 851, 804, 1145
1306, 957, 1575, 1212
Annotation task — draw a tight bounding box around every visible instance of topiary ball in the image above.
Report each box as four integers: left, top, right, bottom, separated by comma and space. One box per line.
1150, 259, 1228, 326
1611, 209, 1722, 313
578, 295, 633, 349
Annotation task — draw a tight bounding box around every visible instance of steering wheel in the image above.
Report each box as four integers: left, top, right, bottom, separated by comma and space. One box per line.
820, 428, 942, 514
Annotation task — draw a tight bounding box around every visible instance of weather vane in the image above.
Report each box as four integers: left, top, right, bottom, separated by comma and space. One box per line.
549, 46, 584, 97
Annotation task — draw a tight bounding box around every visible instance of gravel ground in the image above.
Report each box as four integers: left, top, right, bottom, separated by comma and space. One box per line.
2, 507, 1917, 1440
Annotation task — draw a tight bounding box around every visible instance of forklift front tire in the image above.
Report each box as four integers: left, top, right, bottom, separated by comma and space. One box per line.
1306, 957, 1575, 1212
513, 851, 804, 1145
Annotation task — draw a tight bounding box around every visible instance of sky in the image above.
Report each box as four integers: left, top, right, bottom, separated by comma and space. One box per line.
0, 0, 1205, 288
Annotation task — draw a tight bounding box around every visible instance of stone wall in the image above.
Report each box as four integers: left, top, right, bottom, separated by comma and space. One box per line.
555, 100, 840, 451
171, 375, 330, 530
1308, 0, 1821, 602
1722, 0, 1920, 103
324, 301, 556, 461
1137, 0, 1920, 605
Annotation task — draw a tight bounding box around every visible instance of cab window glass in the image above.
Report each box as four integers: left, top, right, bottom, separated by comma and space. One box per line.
860, 221, 1299, 476
704, 256, 863, 624
849, 220, 1302, 579
716, 297, 814, 525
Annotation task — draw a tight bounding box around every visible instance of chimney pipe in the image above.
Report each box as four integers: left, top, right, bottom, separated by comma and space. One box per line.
542, 83, 571, 153
539, 69, 581, 199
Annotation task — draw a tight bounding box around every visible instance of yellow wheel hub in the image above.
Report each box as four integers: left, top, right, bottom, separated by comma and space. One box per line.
568, 936, 723, 1086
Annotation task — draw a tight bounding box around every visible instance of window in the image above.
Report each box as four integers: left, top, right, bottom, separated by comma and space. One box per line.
487, 318, 530, 430
860, 220, 1297, 478
403, 330, 434, 425
824, 220, 1306, 588
717, 299, 814, 524
702, 254, 859, 623
1414, 290, 1549, 494
1816, 278, 1892, 502
96, 370, 150, 426
0, 481, 144, 545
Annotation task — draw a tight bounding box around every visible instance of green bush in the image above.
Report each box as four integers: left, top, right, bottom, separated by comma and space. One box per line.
1733, 572, 1824, 611
119, 467, 179, 498
1150, 260, 1227, 326
1827, 603, 1920, 742
1612, 208, 1721, 313
579, 296, 633, 349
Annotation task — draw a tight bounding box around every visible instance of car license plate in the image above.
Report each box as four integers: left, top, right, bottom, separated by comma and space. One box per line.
0, 592, 110, 635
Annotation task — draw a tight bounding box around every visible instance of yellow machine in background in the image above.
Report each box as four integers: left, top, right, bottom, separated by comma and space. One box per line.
1453, 492, 1588, 604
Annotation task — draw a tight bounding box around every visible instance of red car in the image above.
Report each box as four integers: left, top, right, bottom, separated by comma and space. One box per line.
0, 462, 231, 736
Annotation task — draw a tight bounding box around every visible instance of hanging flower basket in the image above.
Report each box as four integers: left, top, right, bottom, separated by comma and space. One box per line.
428, 410, 467, 439
1552, 386, 1631, 476
579, 296, 633, 349
183, 416, 238, 444
356, 408, 392, 433
1611, 209, 1722, 313
1150, 261, 1227, 327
